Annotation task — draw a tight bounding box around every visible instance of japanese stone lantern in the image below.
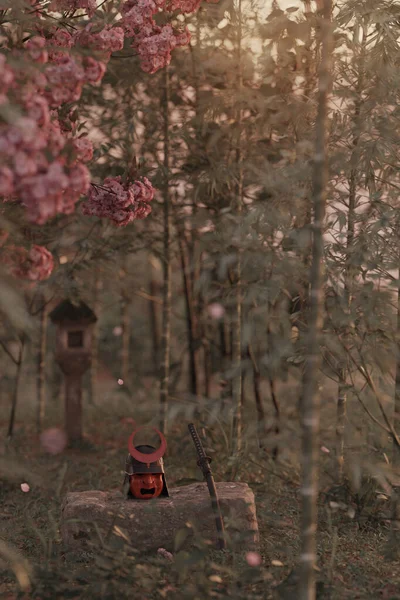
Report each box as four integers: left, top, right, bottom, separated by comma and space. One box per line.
49, 299, 97, 444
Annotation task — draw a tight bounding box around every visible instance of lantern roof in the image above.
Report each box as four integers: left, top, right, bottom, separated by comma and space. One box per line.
49, 299, 97, 325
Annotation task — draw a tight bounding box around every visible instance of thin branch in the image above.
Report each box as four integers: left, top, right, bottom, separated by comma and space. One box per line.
134, 289, 162, 305
356, 352, 400, 449
348, 369, 391, 435
333, 328, 400, 449
30, 291, 58, 317
0, 338, 19, 365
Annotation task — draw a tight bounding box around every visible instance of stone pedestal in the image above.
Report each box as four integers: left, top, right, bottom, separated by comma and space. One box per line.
61, 482, 259, 553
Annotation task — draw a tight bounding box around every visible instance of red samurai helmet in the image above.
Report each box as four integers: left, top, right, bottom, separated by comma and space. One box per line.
124, 427, 169, 500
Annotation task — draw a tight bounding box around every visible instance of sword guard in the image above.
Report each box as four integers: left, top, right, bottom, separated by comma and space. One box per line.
197, 455, 212, 466
197, 455, 212, 476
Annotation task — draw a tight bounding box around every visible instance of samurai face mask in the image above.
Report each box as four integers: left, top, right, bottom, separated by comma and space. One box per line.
124, 428, 169, 500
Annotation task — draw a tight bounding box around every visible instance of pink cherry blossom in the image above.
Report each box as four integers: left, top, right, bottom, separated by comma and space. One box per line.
121, 1, 196, 73
69, 163, 91, 194
73, 136, 94, 163
21, 483, 30, 493
82, 175, 155, 226
132, 177, 155, 203
76, 25, 125, 57
97, 26, 125, 53
1, 245, 54, 281
0, 0, 211, 267
0, 166, 14, 197
25, 36, 48, 64
8, 117, 38, 146
50, 0, 96, 15
45, 55, 85, 107
47, 119, 66, 153
26, 95, 51, 127
47, 29, 75, 62
52, 29, 74, 49
83, 57, 107, 84
175, 27, 191, 47
28, 245, 54, 280
14, 152, 38, 177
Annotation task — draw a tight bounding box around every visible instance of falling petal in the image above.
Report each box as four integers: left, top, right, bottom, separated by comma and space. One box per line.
157, 548, 173, 561
207, 303, 225, 320
246, 551, 262, 567
40, 427, 67, 455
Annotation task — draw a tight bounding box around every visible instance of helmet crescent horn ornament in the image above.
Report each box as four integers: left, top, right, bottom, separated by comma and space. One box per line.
128, 427, 167, 463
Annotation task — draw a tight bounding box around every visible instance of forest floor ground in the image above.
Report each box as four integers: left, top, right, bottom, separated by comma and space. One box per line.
1, 375, 400, 599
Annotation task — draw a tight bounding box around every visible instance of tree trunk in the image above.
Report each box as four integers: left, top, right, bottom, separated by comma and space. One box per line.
7, 337, 25, 439
159, 65, 172, 434
65, 373, 83, 443
89, 268, 101, 405
393, 270, 400, 464
298, 2, 332, 599
220, 316, 232, 408
336, 369, 347, 478
36, 296, 48, 433
203, 336, 212, 398
231, 0, 243, 461
178, 229, 199, 397
219, 319, 230, 371
267, 322, 280, 459
336, 20, 367, 482
268, 374, 280, 460
387, 485, 400, 559
248, 344, 266, 447
148, 255, 160, 373
121, 292, 131, 387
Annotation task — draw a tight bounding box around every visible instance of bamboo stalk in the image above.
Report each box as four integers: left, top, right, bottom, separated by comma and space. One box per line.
231, 0, 244, 461
36, 295, 48, 432
298, 2, 332, 598
394, 269, 400, 464
148, 255, 160, 372
121, 291, 130, 387
7, 337, 25, 439
336, 19, 367, 482
89, 268, 101, 405
177, 226, 199, 397
159, 65, 172, 434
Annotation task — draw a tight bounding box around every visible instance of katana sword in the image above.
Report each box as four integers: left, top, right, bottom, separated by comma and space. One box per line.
188, 423, 226, 550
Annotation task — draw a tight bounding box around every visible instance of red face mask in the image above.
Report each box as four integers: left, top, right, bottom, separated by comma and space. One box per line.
129, 473, 164, 500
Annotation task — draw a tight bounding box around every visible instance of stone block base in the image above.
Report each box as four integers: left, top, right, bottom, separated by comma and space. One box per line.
61, 482, 259, 553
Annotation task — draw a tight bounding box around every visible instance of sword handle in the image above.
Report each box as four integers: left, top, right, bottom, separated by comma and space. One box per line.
188, 423, 205, 457
188, 423, 212, 474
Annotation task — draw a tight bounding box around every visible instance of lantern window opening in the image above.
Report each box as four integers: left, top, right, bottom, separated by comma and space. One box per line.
68, 330, 84, 348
